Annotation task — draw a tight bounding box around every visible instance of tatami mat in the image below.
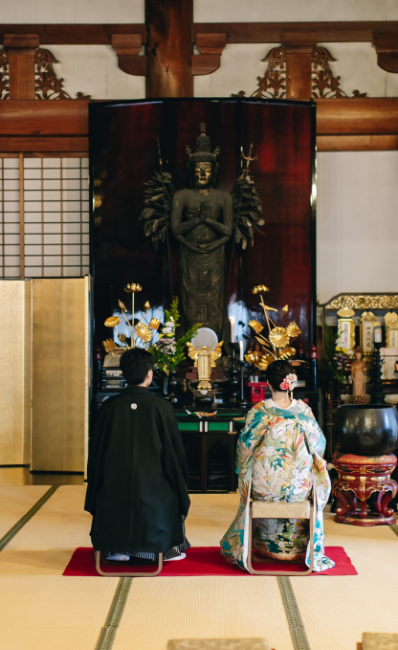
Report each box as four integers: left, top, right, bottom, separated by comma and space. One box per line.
0, 486, 397, 650
114, 494, 291, 650
291, 513, 398, 650
114, 576, 293, 650
186, 493, 239, 546
0, 486, 91, 575
0, 627, 102, 650
0, 485, 50, 539
0, 575, 118, 650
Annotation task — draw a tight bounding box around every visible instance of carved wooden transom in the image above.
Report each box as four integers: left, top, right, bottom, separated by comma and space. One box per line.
312, 46, 367, 98
252, 47, 287, 99
34, 48, 89, 100
234, 45, 366, 99
0, 49, 10, 100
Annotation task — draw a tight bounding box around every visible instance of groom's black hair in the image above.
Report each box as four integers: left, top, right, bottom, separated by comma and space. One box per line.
120, 348, 155, 385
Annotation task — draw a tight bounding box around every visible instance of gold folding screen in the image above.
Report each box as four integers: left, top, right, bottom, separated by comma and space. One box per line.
0, 280, 31, 465
0, 277, 90, 472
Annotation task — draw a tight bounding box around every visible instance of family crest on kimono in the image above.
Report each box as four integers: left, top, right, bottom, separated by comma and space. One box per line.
220, 360, 335, 573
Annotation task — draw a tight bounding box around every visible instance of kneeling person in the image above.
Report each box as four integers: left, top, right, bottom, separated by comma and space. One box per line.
85, 348, 190, 562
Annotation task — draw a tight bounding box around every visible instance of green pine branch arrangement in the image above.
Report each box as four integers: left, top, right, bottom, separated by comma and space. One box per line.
149, 297, 201, 373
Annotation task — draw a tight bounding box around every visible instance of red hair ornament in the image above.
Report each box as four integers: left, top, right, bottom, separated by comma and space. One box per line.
279, 373, 298, 397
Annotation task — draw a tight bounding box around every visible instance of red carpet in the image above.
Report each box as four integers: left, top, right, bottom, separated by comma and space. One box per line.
63, 546, 357, 577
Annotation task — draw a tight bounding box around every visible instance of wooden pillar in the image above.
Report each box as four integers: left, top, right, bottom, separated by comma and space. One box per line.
3, 34, 39, 100
282, 32, 317, 100
146, 0, 193, 98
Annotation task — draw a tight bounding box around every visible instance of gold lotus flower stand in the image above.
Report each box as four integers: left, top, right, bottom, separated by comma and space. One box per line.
245, 285, 302, 371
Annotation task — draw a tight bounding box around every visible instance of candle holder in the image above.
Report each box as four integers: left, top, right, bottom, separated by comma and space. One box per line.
229, 343, 240, 404
238, 360, 248, 409
310, 344, 318, 392
372, 341, 384, 405
165, 368, 179, 405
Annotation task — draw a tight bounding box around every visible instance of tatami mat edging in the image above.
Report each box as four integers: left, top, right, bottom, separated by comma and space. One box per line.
0, 486, 58, 552
95, 577, 133, 650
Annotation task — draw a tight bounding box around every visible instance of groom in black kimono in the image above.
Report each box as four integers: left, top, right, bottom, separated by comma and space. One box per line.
85, 348, 190, 561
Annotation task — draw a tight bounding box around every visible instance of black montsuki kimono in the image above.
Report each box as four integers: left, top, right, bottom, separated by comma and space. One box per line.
84, 385, 190, 554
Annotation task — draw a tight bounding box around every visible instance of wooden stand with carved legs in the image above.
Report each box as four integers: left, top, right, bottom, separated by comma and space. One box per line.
332, 451, 397, 526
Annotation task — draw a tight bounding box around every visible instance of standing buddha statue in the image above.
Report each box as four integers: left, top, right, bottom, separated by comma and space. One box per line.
171, 124, 233, 337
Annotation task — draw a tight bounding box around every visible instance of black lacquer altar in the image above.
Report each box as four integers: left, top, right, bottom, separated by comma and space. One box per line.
90, 97, 316, 352
90, 98, 316, 492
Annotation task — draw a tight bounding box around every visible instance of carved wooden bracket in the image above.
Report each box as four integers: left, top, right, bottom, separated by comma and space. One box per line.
3, 33, 39, 54
281, 32, 317, 99
3, 33, 39, 99
111, 34, 147, 76
373, 32, 398, 73
192, 33, 226, 76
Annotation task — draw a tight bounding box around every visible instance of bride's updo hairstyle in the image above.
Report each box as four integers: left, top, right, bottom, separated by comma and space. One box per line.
266, 360, 294, 392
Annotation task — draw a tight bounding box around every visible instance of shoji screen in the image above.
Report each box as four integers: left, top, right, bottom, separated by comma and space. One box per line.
0, 157, 20, 278
24, 157, 89, 277
0, 155, 90, 279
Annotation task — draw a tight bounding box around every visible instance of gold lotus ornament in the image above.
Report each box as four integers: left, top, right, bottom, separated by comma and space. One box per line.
105, 316, 121, 328
269, 327, 289, 349
136, 322, 152, 343
286, 321, 301, 338
245, 350, 260, 366
123, 282, 143, 348
258, 355, 274, 370
279, 346, 296, 359
144, 301, 151, 312
149, 318, 161, 331
252, 285, 269, 294
118, 333, 127, 343
102, 338, 117, 353
246, 284, 301, 369
248, 320, 264, 334
124, 283, 142, 293
118, 300, 127, 311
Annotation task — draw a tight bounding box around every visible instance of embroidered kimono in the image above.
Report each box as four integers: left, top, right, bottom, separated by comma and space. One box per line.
220, 399, 335, 572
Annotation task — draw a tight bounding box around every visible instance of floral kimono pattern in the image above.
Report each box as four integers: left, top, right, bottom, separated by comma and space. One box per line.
220, 399, 335, 572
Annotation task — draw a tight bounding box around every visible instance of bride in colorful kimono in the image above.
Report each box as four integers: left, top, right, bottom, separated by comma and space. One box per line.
220, 360, 335, 572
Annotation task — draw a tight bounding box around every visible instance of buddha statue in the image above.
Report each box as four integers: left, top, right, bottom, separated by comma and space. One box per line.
171, 124, 233, 337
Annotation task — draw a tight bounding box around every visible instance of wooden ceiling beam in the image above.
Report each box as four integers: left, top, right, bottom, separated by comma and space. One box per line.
0, 24, 147, 45
316, 98, 398, 135
317, 134, 398, 151
0, 100, 89, 135
1, 22, 398, 45
0, 136, 89, 152
1, 98, 397, 139
193, 22, 398, 43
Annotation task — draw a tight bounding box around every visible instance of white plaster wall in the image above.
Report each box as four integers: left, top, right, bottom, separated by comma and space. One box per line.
194, 0, 398, 22
194, 44, 273, 98
45, 45, 145, 100
317, 151, 398, 304
0, 0, 144, 23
